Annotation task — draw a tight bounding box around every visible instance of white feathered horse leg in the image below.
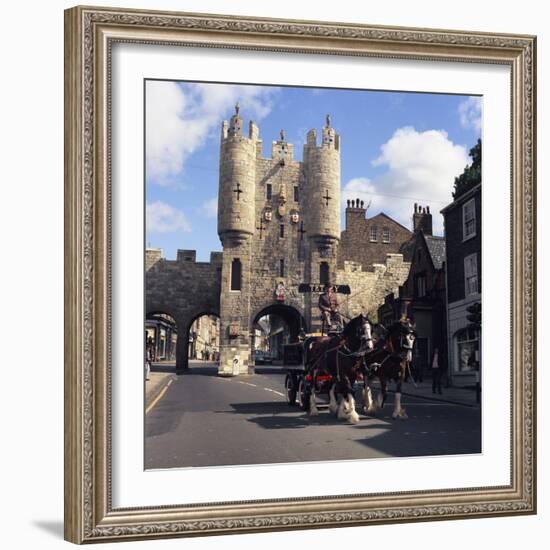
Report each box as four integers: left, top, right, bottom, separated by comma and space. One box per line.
336, 392, 348, 421
392, 391, 408, 419
363, 382, 377, 415
392, 361, 409, 420
345, 394, 360, 424
337, 392, 360, 424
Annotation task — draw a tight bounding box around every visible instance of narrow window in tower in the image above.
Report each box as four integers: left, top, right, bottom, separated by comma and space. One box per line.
320, 262, 329, 285
279, 259, 285, 277
266, 183, 272, 200
294, 186, 299, 202
280, 224, 285, 238
230, 258, 242, 291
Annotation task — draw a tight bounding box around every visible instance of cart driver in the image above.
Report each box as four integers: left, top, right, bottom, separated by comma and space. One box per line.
319, 282, 343, 332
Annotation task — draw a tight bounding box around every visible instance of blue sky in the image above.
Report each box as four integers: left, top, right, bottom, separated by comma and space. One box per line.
146, 80, 481, 261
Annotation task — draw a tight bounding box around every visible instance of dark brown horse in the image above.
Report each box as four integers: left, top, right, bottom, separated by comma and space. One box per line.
306, 314, 373, 423
361, 318, 416, 420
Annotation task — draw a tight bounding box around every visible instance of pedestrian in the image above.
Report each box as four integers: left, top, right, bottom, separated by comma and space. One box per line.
145, 334, 152, 381
146, 335, 155, 362
431, 347, 443, 394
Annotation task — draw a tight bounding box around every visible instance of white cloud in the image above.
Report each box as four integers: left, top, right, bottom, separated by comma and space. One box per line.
201, 196, 218, 219
458, 96, 482, 132
342, 127, 470, 235
146, 81, 276, 185
146, 201, 191, 233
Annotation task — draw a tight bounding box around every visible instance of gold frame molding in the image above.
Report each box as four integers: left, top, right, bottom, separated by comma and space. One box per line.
64, 5, 537, 544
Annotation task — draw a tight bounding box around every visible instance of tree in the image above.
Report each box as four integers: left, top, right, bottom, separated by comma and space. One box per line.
453, 139, 481, 199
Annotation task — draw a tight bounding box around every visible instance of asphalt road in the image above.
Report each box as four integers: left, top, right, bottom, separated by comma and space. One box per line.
145, 363, 481, 469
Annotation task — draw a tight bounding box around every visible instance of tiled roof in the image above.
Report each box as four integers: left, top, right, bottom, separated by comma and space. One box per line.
424, 235, 446, 270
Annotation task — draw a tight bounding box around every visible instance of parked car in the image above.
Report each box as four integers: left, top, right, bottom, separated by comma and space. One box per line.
254, 350, 272, 365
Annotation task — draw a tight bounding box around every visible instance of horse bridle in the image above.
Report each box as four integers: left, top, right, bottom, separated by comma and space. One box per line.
360, 318, 374, 349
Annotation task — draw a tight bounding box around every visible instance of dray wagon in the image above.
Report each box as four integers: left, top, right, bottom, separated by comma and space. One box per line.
282, 334, 364, 412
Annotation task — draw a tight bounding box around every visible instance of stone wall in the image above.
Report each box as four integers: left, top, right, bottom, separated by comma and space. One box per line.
145, 249, 222, 371
337, 254, 411, 319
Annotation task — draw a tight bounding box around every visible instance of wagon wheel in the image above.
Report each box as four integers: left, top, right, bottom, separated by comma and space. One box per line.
298, 377, 311, 411
284, 374, 297, 406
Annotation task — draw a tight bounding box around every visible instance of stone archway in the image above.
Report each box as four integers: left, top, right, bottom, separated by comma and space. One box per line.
251, 303, 307, 364
146, 249, 222, 372
186, 312, 221, 364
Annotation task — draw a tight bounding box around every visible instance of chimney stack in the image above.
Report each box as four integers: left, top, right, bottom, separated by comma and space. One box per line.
345, 195, 367, 230
413, 203, 433, 235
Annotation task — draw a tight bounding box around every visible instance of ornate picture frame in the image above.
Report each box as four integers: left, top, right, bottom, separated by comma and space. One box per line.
64, 5, 536, 544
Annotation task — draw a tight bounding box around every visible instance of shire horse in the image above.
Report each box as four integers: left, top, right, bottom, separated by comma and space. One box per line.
361, 318, 416, 420
306, 314, 373, 424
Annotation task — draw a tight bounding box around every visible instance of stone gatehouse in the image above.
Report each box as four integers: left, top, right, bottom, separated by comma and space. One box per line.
146, 105, 417, 375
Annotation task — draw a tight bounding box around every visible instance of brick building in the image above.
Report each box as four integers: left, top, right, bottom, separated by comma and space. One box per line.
338, 202, 412, 270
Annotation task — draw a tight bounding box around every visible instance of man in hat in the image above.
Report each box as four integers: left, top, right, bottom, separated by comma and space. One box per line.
318, 282, 343, 332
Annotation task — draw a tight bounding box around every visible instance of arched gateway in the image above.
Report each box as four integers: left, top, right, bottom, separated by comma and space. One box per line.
253, 304, 307, 363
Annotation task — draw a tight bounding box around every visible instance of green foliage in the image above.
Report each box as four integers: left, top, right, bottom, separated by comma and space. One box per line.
453, 139, 481, 199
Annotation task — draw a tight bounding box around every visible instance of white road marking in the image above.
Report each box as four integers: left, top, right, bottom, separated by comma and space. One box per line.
402, 402, 457, 406
239, 381, 257, 387
146, 379, 173, 414
264, 387, 285, 397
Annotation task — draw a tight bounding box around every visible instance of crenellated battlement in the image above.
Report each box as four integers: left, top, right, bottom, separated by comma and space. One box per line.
146, 248, 223, 272
303, 116, 340, 152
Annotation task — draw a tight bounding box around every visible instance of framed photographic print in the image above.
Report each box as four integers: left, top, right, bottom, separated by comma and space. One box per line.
64, 5, 536, 544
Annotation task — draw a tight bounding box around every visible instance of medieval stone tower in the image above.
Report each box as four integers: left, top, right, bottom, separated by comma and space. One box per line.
216, 105, 341, 375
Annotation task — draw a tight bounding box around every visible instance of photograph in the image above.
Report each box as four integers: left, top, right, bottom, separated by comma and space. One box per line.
62, 4, 537, 543
144, 81, 483, 469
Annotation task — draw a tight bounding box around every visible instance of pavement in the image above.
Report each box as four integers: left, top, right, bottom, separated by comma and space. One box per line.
145, 361, 177, 410
397, 379, 480, 407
